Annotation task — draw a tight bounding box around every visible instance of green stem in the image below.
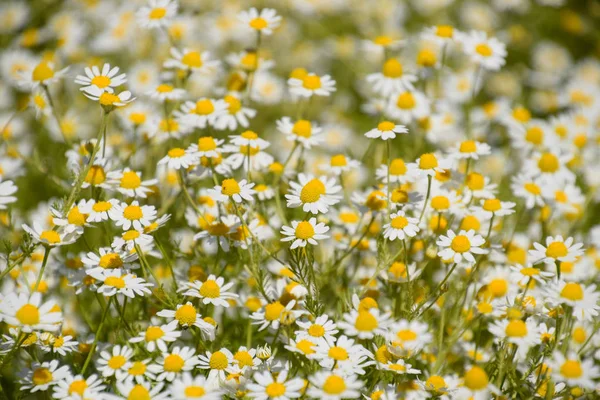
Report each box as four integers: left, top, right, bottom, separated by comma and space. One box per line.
82, 297, 114, 374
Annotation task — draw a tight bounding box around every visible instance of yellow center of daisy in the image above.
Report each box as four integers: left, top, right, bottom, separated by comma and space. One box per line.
122, 230, 140, 241
93, 201, 112, 212
32, 62, 54, 82
483, 199, 501, 212
69, 380, 87, 395
108, 355, 127, 369
159, 119, 179, 132
505, 320, 527, 337
339, 212, 359, 223
328, 346, 349, 361
128, 362, 146, 376
300, 179, 326, 203
207, 222, 229, 236
32, 368, 53, 386
130, 112, 146, 125
546, 242, 568, 259
105, 276, 126, 289
85, 165, 106, 185
354, 310, 377, 331
120, 171, 141, 189
397, 329, 417, 341
524, 182, 541, 195
323, 376, 346, 395
67, 207, 87, 226
308, 324, 325, 337
145, 326, 164, 341
40, 230, 61, 244
296, 339, 316, 354
164, 354, 184, 372
389, 159, 406, 175
156, 84, 173, 93
417, 49, 437, 67
123, 205, 143, 220
426, 375, 447, 392
99, 92, 120, 106
249, 17, 268, 30
475, 43, 493, 57
450, 235, 471, 253
374, 35, 393, 46
377, 121, 395, 131
389, 262, 407, 279
264, 302, 285, 321
431, 196, 450, 210
149, 7, 166, 19
366, 190, 386, 210
390, 215, 409, 229
459, 140, 477, 153
195, 100, 214, 115
91, 75, 111, 88
184, 386, 206, 397
128, 385, 151, 400
464, 367, 489, 390
436, 25, 453, 38
525, 127, 544, 144
330, 154, 347, 167
224, 95, 242, 113
560, 360, 583, 379
466, 173, 484, 191
241, 130, 258, 140
182, 51, 202, 68
382, 59, 403, 78
572, 327, 586, 344
221, 178, 241, 196
561, 282, 583, 301
538, 153, 559, 173
209, 351, 229, 370
512, 107, 531, 123
198, 137, 217, 152
199, 280, 220, 298
265, 382, 286, 397
488, 278, 508, 298
175, 304, 197, 325
396, 92, 416, 109
302, 75, 321, 90
292, 120, 312, 138
99, 253, 123, 269
295, 221, 315, 239
419, 153, 438, 169
168, 148, 185, 158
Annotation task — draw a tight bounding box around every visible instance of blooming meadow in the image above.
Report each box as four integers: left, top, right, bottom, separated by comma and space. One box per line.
1, 0, 600, 399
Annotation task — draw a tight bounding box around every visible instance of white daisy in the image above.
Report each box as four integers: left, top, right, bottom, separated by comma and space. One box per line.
74, 63, 127, 95
288, 73, 336, 98
109, 201, 157, 231
129, 320, 181, 352
238, 8, 281, 36
365, 121, 408, 140
86, 268, 153, 298
280, 218, 330, 249
437, 229, 488, 264
180, 274, 239, 307
158, 147, 198, 170
383, 211, 420, 241
285, 174, 341, 214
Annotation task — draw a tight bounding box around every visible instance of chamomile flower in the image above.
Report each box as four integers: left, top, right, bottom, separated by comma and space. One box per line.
437, 229, 488, 264
164, 48, 220, 73
147, 82, 186, 101
476, 198, 516, 217
276, 117, 324, 149
18, 360, 70, 393
488, 319, 541, 358
247, 370, 303, 400
75, 63, 127, 95
180, 275, 239, 307
510, 174, 545, 209
366, 58, 417, 97
137, 0, 178, 29
458, 30, 507, 71
107, 168, 157, 198
381, 359, 421, 375
548, 281, 600, 321
179, 99, 228, 129
129, 320, 181, 352
286, 174, 341, 214
21, 61, 69, 90
171, 373, 221, 399
158, 147, 198, 170
386, 90, 430, 124
87, 268, 153, 298
116, 382, 169, 400
338, 306, 390, 339
548, 352, 600, 389
307, 372, 362, 400
52, 374, 106, 399
197, 348, 234, 381
288, 73, 336, 98
150, 346, 199, 382
97, 345, 133, 378
110, 201, 157, 231
209, 178, 255, 203
365, 121, 408, 140
250, 300, 299, 331
280, 218, 329, 249
214, 94, 256, 130
295, 315, 339, 346
22, 222, 78, 247
238, 8, 281, 36
383, 211, 420, 241
157, 302, 216, 337
83, 86, 135, 109
387, 320, 432, 356
450, 140, 491, 160
529, 235, 584, 265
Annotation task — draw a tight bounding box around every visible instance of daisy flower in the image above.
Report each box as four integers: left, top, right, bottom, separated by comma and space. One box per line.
74, 63, 127, 95
437, 229, 488, 264
107, 168, 157, 198
180, 274, 239, 307
209, 178, 255, 203
171, 373, 221, 400
280, 218, 329, 249
188, 136, 224, 159
307, 372, 362, 400
488, 319, 541, 358
295, 315, 339, 346
116, 382, 169, 400
412, 153, 452, 178
250, 300, 299, 331
525, 151, 574, 184
193, 214, 238, 252
548, 352, 600, 389
288, 72, 336, 98
458, 30, 507, 71
314, 335, 374, 375
365, 121, 408, 140
197, 348, 234, 381
83, 86, 135, 109
449, 140, 491, 160
179, 99, 228, 129
510, 173, 545, 209
156, 302, 216, 337
146, 83, 186, 102
0, 179, 17, 209
375, 158, 417, 184
82, 199, 120, 223
285, 174, 341, 214
238, 8, 281, 36
386, 90, 430, 124
423, 25, 458, 44
97, 345, 134, 378
86, 268, 153, 298
137, 0, 178, 29
549, 281, 600, 321
338, 306, 391, 340
387, 320, 432, 356
158, 147, 198, 170
109, 201, 157, 231
214, 94, 256, 130
476, 198, 516, 217
247, 369, 304, 400
322, 154, 360, 176
529, 235, 584, 265
455, 366, 498, 400
129, 320, 181, 352
52, 374, 106, 399
150, 346, 199, 382
366, 58, 417, 97
164, 48, 220, 73
383, 211, 420, 241
22, 61, 69, 90
381, 359, 421, 375
112, 229, 154, 251
18, 360, 70, 393
276, 117, 324, 149
22, 222, 78, 247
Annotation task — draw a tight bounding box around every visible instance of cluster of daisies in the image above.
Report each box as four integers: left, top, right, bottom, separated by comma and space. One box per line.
1, 0, 600, 399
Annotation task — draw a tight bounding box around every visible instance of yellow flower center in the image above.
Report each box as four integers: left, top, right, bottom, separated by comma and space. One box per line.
431, 196, 450, 210
323, 376, 346, 395
209, 351, 229, 370
525, 127, 544, 145
538, 153, 559, 173
524, 182, 541, 195
560, 360, 583, 379
99, 253, 123, 269
167, 148, 185, 158
199, 280, 221, 298
436, 25, 453, 38
32, 368, 53, 385
265, 382, 286, 397
207, 222, 230, 236
108, 355, 127, 369
32, 62, 54, 82
302, 75, 322, 90
296, 339, 316, 354
121, 171, 141, 189
488, 278, 508, 298
561, 282, 584, 301
390, 215, 409, 229
159, 118, 179, 132
105, 276, 126, 289
292, 120, 312, 138
366, 190, 387, 210
93, 201, 112, 213
175, 304, 197, 325
546, 242, 568, 259
40, 230, 61, 244
195, 99, 214, 115
512, 107, 531, 123
505, 320, 528, 337
128, 362, 146, 376
417, 49, 437, 67
374, 35, 393, 46
233, 350, 254, 368
396, 329, 417, 341
307, 324, 325, 337
224, 95, 242, 113
221, 178, 241, 196
164, 354, 185, 372
426, 375, 447, 392
129, 112, 146, 125
182, 51, 202, 68
328, 346, 349, 361
300, 179, 326, 203
145, 326, 164, 341
69, 380, 87, 395
128, 385, 151, 400
354, 310, 377, 331
464, 366, 489, 390
572, 327, 586, 344
475, 43, 493, 57
382, 59, 403, 78
389, 262, 407, 279
91, 75, 111, 88
123, 205, 143, 220
450, 235, 471, 253
67, 206, 87, 226
459, 140, 477, 153
396, 92, 416, 109
295, 221, 315, 240
419, 153, 438, 169
264, 302, 285, 321
330, 154, 347, 167
149, 7, 167, 19
184, 386, 206, 397
156, 84, 173, 93
123, 230, 140, 241
198, 136, 217, 151
483, 199, 501, 212
99, 92, 120, 106
249, 17, 268, 30
389, 158, 406, 175
85, 165, 106, 185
